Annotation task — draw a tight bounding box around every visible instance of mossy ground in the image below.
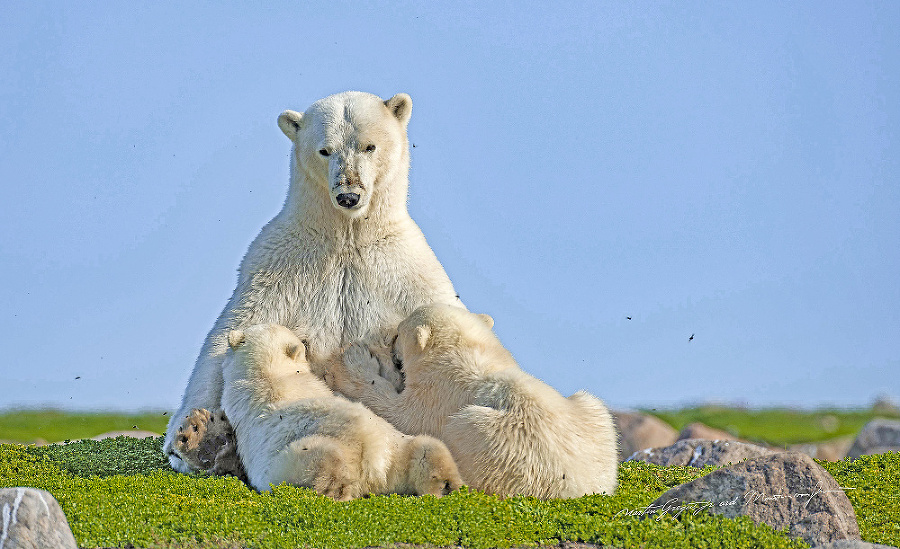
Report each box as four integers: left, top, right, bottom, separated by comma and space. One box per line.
2, 438, 808, 549
2, 437, 898, 549
2, 409, 897, 548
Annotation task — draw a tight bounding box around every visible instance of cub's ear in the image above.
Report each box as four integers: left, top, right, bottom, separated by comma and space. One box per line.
227, 330, 246, 350
414, 325, 432, 350
285, 342, 305, 361
476, 314, 494, 330
278, 110, 304, 140
384, 93, 412, 127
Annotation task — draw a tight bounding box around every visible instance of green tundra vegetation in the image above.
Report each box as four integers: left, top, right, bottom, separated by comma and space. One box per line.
1, 435, 898, 549
2, 408, 898, 548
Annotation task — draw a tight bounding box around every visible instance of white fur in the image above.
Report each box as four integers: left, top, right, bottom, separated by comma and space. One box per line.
165, 91, 462, 471
222, 324, 462, 499
331, 305, 618, 498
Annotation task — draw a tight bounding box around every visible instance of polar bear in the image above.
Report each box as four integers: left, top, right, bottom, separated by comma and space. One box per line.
328, 304, 619, 498
178, 323, 463, 499
165, 91, 463, 473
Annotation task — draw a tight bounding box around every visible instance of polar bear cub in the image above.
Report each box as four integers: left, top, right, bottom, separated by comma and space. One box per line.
330, 305, 618, 498
219, 323, 463, 499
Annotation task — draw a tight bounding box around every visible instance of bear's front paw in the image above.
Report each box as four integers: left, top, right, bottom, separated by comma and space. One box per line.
173, 409, 247, 481
343, 341, 382, 378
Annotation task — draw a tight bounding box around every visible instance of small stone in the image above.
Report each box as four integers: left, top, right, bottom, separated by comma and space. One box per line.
0, 487, 78, 549
91, 430, 160, 441
677, 422, 740, 442
846, 418, 900, 459
612, 411, 677, 462
790, 436, 854, 462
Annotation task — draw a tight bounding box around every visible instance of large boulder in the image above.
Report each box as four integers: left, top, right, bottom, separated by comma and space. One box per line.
847, 419, 900, 459
0, 487, 78, 549
627, 438, 775, 468
612, 411, 677, 462
646, 452, 860, 546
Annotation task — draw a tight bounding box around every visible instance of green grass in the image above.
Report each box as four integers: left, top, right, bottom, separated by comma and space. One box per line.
3, 408, 898, 548
1, 437, 819, 549
0, 409, 170, 443
823, 452, 900, 544
647, 405, 899, 446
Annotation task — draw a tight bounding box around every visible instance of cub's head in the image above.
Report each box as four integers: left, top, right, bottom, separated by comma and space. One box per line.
225, 324, 308, 374
278, 91, 412, 218
393, 304, 496, 370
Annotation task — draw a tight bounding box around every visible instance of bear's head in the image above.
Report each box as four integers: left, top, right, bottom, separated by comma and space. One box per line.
278, 91, 412, 219
226, 324, 309, 374
393, 304, 496, 370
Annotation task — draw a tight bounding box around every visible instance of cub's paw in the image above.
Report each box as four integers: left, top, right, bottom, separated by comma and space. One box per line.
173, 409, 247, 481
313, 456, 361, 502
370, 340, 405, 392
342, 341, 383, 378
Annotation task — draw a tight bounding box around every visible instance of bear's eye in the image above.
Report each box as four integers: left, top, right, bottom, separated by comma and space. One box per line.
365, 144, 376, 153
318, 148, 330, 157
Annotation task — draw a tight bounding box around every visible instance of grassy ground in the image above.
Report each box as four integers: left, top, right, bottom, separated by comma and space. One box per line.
2, 408, 898, 548
1, 437, 815, 549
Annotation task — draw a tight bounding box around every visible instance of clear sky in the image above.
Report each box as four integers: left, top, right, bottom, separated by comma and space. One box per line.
1, 2, 897, 412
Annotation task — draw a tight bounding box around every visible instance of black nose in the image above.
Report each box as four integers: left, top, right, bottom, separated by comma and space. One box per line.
336, 193, 360, 208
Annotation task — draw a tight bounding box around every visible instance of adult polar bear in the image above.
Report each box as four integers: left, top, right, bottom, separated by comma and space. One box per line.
165, 91, 463, 473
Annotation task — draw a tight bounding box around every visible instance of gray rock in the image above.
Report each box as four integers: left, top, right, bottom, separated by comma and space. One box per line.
627, 438, 775, 468
0, 487, 77, 549
790, 436, 854, 462
612, 411, 677, 462
646, 452, 860, 546
811, 541, 899, 549
676, 422, 740, 442
847, 419, 900, 459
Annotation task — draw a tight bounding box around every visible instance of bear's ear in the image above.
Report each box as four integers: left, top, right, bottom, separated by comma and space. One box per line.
476, 314, 494, 330
278, 110, 304, 140
414, 325, 432, 350
227, 330, 246, 350
285, 342, 305, 361
384, 93, 412, 127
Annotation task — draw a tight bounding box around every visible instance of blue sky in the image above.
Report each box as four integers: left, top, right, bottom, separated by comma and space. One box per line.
1, 2, 897, 412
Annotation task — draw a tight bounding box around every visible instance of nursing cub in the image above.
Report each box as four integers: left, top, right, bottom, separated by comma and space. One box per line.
175, 323, 462, 500
329, 305, 618, 498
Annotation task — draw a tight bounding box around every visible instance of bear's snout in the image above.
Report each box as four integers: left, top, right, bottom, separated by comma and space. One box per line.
336, 193, 360, 209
